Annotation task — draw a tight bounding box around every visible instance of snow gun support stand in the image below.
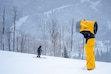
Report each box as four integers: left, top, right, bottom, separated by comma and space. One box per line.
76, 20, 98, 70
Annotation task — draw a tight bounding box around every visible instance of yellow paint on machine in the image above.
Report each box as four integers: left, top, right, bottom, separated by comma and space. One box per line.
85, 38, 95, 70
80, 20, 95, 34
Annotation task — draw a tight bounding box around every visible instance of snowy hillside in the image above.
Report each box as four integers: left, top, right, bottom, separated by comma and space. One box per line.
0, 0, 111, 40
0, 50, 111, 74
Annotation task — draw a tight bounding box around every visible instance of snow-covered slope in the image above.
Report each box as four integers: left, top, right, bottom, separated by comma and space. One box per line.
10, 0, 110, 41
0, 50, 111, 74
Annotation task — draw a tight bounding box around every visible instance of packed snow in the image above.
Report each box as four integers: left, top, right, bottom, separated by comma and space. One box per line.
0, 50, 111, 74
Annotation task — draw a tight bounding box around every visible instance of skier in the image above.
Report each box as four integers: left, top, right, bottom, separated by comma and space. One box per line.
37, 45, 42, 58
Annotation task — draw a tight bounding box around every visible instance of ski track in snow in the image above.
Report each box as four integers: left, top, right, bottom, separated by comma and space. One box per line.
80, 0, 101, 11
43, 5, 73, 15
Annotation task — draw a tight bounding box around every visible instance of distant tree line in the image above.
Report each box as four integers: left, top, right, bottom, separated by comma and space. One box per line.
96, 48, 111, 62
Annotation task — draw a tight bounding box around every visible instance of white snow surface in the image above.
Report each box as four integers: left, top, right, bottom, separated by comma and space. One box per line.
0, 50, 111, 74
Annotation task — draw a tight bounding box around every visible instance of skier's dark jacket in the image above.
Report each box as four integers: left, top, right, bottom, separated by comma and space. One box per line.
37, 46, 42, 56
